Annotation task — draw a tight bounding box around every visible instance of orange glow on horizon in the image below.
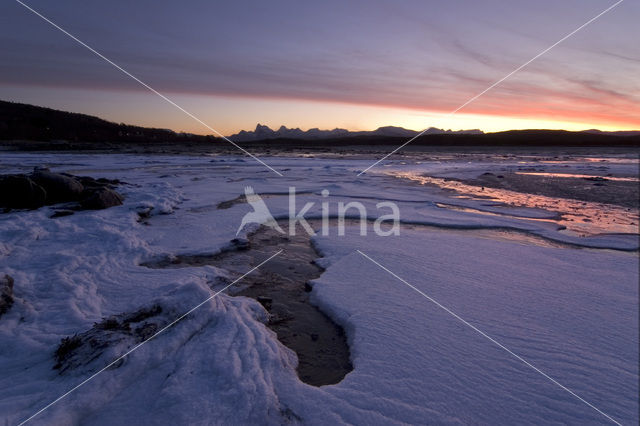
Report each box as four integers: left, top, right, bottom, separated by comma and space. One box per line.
174, 98, 640, 136
2, 85, 638, 136
155, 91, 640, 136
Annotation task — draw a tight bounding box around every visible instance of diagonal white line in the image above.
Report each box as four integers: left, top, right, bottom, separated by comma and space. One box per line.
357, 0, 625, 176
14, 0, 283, 177
18, 250, 283, 425
356, 249, 622, 425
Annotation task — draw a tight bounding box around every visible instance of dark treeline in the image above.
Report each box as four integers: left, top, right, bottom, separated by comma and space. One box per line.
1, 100, 638, 148
0, 100, 216, 144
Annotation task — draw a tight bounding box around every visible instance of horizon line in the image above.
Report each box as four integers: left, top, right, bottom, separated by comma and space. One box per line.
2, 98, 640, 138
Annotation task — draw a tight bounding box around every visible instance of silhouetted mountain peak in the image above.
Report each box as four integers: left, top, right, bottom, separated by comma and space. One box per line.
228, 124, 484, 141
2, 100, 637, 148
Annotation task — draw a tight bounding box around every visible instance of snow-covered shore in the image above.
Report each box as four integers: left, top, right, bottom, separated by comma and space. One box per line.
0, 152, 637, 424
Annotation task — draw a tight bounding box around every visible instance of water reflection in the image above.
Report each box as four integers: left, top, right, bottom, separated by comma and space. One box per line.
515, 172, 639, 182
391, 172, 639, 237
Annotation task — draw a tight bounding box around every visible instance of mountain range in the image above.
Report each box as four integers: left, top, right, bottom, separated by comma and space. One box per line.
229, 124, 483, 141
1, 100, 638, 150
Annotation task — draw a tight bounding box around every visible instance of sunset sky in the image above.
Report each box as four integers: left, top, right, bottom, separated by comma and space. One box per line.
1, 0, 638, 135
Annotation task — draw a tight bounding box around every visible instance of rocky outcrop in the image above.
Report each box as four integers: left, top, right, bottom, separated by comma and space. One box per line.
30, 170, 84, 203
80, 187, 123, 210
0, 168, 123, 213
0, 175, 47, 209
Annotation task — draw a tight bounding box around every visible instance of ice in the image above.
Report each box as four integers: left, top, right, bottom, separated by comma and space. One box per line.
0, 152, 637, 424
307, 228, 638, 424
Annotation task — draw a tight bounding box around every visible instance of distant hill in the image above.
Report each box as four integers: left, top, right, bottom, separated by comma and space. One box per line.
0, 100, 217, 144
583, 129, 640, 137
0, 99, 638, 149
229, 124, 483, 142
237, 129, 640, 148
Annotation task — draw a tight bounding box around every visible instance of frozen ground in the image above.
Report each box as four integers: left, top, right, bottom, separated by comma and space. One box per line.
0, 152, 637, 425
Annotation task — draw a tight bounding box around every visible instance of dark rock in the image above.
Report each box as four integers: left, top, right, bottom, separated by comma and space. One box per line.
136, 206, 153, 223
123, 305, 162, 323
80, 187, 123, 210
54, 304, 165, 373
1, 170, 124, 213
135, 323, 158, 340
310, 333, 319, 341
31, 171, 84, 203
54, 335, 82, 370
77, 176, 120, 190
230, 238, 250, 250
97, 177, 120, 185
257, 296, 272, 310
50, 210, 75, 218
94, 317, 123, 331
304, 282, 313, 292
75, 176, 102, 190
0, 175, 47, 209
0, 274, 14, 317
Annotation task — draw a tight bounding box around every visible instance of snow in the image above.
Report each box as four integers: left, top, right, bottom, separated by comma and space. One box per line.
308, 228, 638, 424
0, 152, 637, 424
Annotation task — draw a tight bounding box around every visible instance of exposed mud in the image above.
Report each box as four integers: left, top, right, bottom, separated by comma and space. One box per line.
142, 223, 353, 387
215, 191, 312, 210
216, 194, 245, 210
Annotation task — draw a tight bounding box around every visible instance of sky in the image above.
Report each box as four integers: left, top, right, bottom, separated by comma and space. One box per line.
0, 0, 638, 135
